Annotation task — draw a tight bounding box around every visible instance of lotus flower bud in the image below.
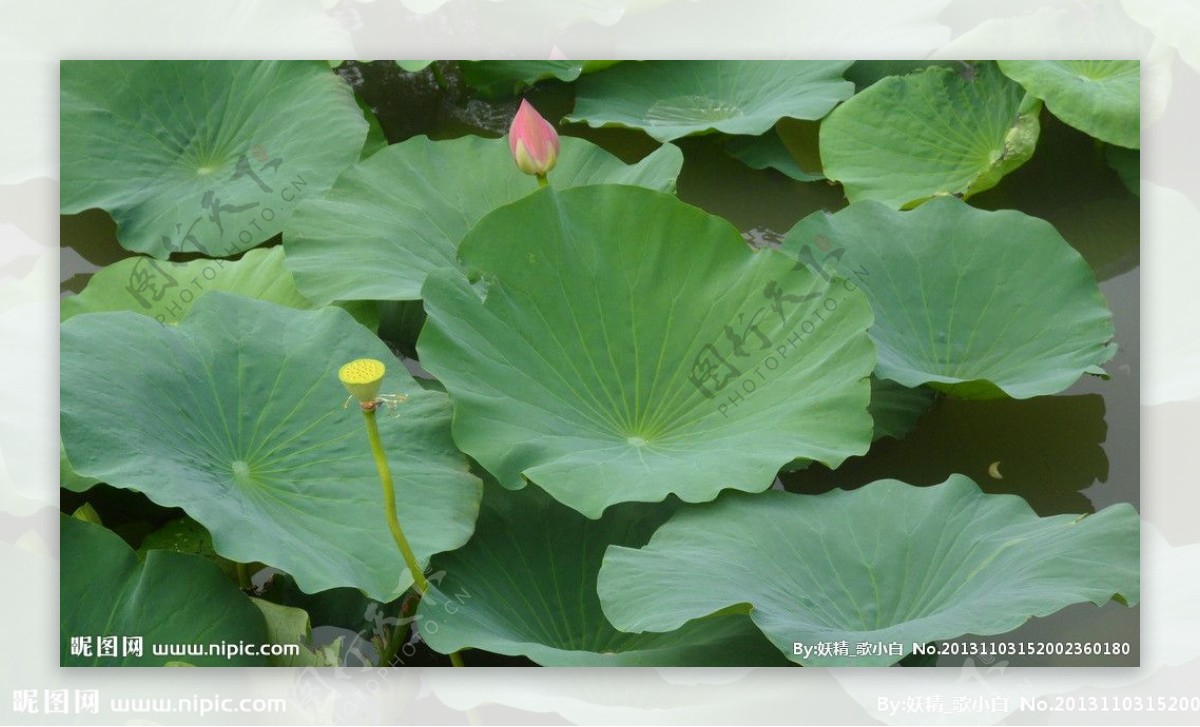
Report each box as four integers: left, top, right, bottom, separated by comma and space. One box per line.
508, 99, 560, 179
339, 358, 386, 405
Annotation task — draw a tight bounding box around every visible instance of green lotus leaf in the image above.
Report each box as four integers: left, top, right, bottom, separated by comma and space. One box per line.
820, 62, 1041, 208
396, 60, 434, 73
378, 300, 428, 350
1106, 145, 1139, 196
775, 119, 826, 178
61, 61, 367, 258
61, 441, 100, 493
462, 61, 583, 95
61, 515, 269, 666
418, 185, 875, 518
724, 130, 823, 181
357, 96, 389, 160
138, 516, 239, 582
459, 60, 620, 97
284, 135, 683, 305
868, 377, 935, 442
784, 196, 1115, 398
258, 571, 402, 652
998, 60, 1139, 149
70, 503, 102, 526
61, 248, 310, 323
61, 293, 482, 602
419, 483, 788, 666
250, 598, 342, 667
61, 246, 378, 331
598, 475, 1140, 667
139, 516, 216, 556
566, 61, 854, 142
843, 60, 960, 91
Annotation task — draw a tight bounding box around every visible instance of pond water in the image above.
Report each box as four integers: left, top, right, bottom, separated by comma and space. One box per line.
60, 62, 1139, 667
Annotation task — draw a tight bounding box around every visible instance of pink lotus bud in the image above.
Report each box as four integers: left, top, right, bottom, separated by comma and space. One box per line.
508, 99, 560, 178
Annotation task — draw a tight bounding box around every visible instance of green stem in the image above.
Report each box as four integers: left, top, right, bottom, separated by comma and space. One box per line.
378, 593, 419, 666
378, 612, 410, 667
362, 407, 430, 595
235, 562, 251, 591
361, 405, 466, 667
536, 173, 548, 188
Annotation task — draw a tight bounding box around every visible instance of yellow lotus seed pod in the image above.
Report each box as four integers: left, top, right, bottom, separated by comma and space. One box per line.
339, 358, 386, 404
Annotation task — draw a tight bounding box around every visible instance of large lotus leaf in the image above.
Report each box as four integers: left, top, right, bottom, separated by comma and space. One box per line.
61, 515, 269, 666
60, 293, 482, 602
284, 135, 683, 305
418, 185, 875, 518
61, 61, 367, 258
418, 484, 788, 666
61, 247, 310, 323
598, 475, 1140, 667
784, 196, 1115, 399
820, 62, 1041, 208
566, 61, 854, 143
998, 60, 1139, 149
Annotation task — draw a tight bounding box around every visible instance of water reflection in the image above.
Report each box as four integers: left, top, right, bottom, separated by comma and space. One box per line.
59, 208, 123, 294
783, 394, 1108, 516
